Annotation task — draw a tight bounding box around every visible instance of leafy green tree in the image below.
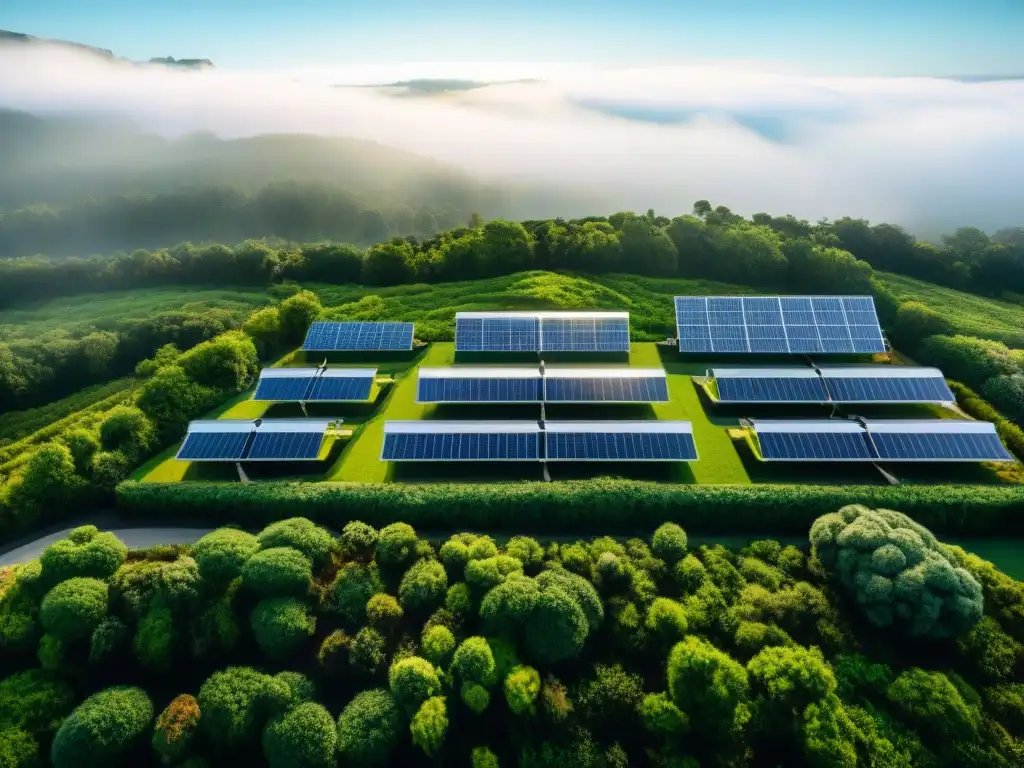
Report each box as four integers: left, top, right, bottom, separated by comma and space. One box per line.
242, 306, 283, 356
466, 556, 523, 592
667, 636, 750, 738
376, 523, 419, 569
505, 666, 541, 716
257, 518, 335, 569
453, 636, 497, 687
275, 672, 316, 703
6, 443, 84, 523
576, 664, 644, 733
339, 521, 378, 560
136, 365, 217, 443
985, 683, 1024, 734
336, 689, 402, 765
389, 656, 442, 712
0, 669, 74, 734
957, 616, 1021, 682
410, 696, 448, 756
481, 574, 539, 637
134, 596, 175, 670
480, 220, 535, 275
197, 667, 290, 749
262, 702, 337, 768
90, 449, 132, 491
88, 617, 128, 665
349, 627, 388, 676
891, 301, 952, 344
362, 593, 401, 635
422, 625, 456, 667
399, 559, 448, 612
363, 239, 415, 285
178, 330, 259, 392
801, 695, 858, 768
439, 539, 471, 578
461, 682, 490, 713
618, 216, 678, 275
651, 523, 688, 564
39, 526, 127, 588
810, 505, 983, 638
242, 547, 313, 598
524, 585, 589, 665
445, 581, 473, 616
747, 645, 836, 718
0, 727, 38, 767
152, 694, 201, 765
919, 334, 1018, 391
191, 529, 260, 586
639, 692, 689, 737
250, 598, 316, 660
471, 746, 500, 768
98, 405, 154, 462
468, 536, 499, 561
276, 290, 323, 346
645, 598, 688, 648
61, 428, 100, 475
506, 536, 544, 572
887, 668, 979, 742
40, 577, 108, 643
50, 687, 153, 768
327, 563, 383, 625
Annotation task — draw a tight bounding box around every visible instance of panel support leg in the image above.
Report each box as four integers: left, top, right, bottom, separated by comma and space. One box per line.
542, 462, 551, 482
299, 401, 309, 418
235, 463, 251, 483
873, 463, 900, 485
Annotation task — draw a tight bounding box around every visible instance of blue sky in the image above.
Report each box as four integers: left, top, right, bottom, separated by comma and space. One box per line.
4, 0, 1024, 75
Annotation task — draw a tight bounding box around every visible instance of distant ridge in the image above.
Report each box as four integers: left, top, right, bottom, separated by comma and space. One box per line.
0, 28, 214, 68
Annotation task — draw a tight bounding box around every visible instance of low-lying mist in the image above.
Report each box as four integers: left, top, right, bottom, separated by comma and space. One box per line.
2, 44, 1023, 234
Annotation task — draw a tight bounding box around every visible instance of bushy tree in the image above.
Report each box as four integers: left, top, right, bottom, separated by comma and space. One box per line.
389, 656, 442, 712
276, 290, 323, 345
472, 746, 500, 768
178, 330, 259, 392
887, 668, 979, 742
984, 374, 1024, 426
957, 616, 1022, 681
919, 334, 1018, 390
250, 598, 316, 660
90, 449, 132, 490
423, 624, 456, 667
262, 702, 336, 768
410, 696, 448, 756
242, 547, 313, 598
801, 695, 858, 768
891, 301, 952, 344
98, 405, 154, 462
0, 669, 74, 734
376, 523, 418, 569
639, 692, 689, 737
0, 727, 38, 767
445, 581, 473, 616
198, 667, 290, 749
505, 665, 542, 716
190, 529, 260, 586
453, 636, 497, 687
747, 645, 837, 717
349, 627, 388, 676
524, 583, 589, 665
468, 536, 499, 561
651, 523, 688, 564
134, 597, 175, 670
645, 598, 688, 647
327, 563, 383, 625
50, 686, 153, 768
810, 505, 983, 638
462, 681, 490, 713
336, 689, 402, 765
275, 672, 316, 703
506, 536, 544, 572
152, 694, 201, 765
439, 539, 471, 578
136, 365, 217, 443
61, 428, 100, 475
39, 527, 127, 588
6, 443, 84, 522
40, 577, 109, 642
365, 593, 403, 633
481, 574, 539, 637
667, 637, 750, 738
256, 518, 335, 569
466, 556, 523, 592
399, 559, 448, 612
340, 521, 378, 560
576, 663, 644, 732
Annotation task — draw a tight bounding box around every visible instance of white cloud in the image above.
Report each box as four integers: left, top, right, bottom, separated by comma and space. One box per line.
2, 44, 1022, 233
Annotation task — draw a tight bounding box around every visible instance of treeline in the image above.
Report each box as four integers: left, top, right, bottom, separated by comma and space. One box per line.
2, 199, 1022, 308
0, 182, 465, 259
0, 510, 1021, 767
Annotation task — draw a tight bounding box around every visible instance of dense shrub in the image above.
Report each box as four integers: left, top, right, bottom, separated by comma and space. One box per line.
667, 637, 750, 738
250, 598, 317, 660
505, 665, 542, 715
197, 667, 289, 749
190, 529, 260, 585
339, 521, 378, 560
262, 702, 337, 768
152, 694, 201, 765
506, 536, 544, 571
811, 505, 983, 638
399, 559, 448, 612
376, 523, 418, 569
39, 527, 127, 588
410, 696, 448, 756
241, 547, 313, 598
349, 627, 388, 676
887, 668, 979, 742
452, 637, 497, 687
40, 577, 109, 642
0, 669, 74, 734
366, 593, 403, 632
389, 656, 442, 712
98, 405, 154, 462
918, 334, 1019, 391
50, 686, 153, 768
178, 330, 259, 392
651, 523, 688, 564
327, 563, 383, 625
336, 689, 402, 765
134, 597, 175, 670
422, 625, 456, 666
472, 746, 500, 768
256, 518, 335, 569
983, 374, 1024, 426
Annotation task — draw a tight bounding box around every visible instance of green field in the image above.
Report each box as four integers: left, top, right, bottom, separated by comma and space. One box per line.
879, 271, 1024, 346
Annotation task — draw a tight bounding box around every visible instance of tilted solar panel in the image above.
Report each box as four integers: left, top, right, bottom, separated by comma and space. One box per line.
302, 322, 414, 351
177, 431, 251, 461
381, 421, 542, 461
417, 377, 543, 403
540, 316, 630, 353
676, 295, 885, 354
454, 315, 540, 352
544, 376, 669, 402
757, 430, 875, 461
709, 366, 954, 405
253, 376, 315, 402
864, 420, 1014, 462
544, 422, 697, 461
454, 312, 629, 353
824, 376, 954, 403
176, 419, 335, 462
246, 431, 325, 460
306, 373, 375, 402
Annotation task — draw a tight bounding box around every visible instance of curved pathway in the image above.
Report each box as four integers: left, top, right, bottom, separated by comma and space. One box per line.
1, 527, 216, 566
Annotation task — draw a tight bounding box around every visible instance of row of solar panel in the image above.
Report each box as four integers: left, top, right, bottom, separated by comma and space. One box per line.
713, 375, 954, 404
675, 295, 886, 354
177, 429, 329, 461
303, 322, 415, 351
253, 368, 376, 402
415, 375, 669, 403
454, 315, 630, 353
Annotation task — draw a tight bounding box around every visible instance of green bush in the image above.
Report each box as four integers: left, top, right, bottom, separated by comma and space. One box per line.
810, 505, 983, 638
399, 559, 448, 612
178, 330, 259, 392
275, 672, 316, 703
918, 334, 1018, 391
40, 577, 109, 642
410, 696, 448, 756
366, 593, 403, 632
349, 627, 388, 676
61, 429, 100, 475
453, 637, 497, 687
983, 374, 1024, 427
445, 582, 473, 616
506, 536, 544, 571
250, 598, 316, 660
197, 667, 289, 749
645, 598, 688, 647
39, 527, 127, 588
466, 556, 523, 592
152, 694, 201, 765
262, 702, 337, 768
505, 666, 541, 716
98, 405, 154, 462
50, 686, 153, 768
0, 727, 38, 767
0, 669, 74, 734
887, 668, 978, 742
133, 597, 175, 670
256, 518, 335, 569
241, 547, 313, 598
667, 637, 749, 739
439, 539, 471, 578
190, 529, 259, 585
422, 625, 456, 667
639, 692, 688, 736
339, 521, 378, 560
376, 523, 418, 569
651, 523, 688, 564
117, 479, 1024, 537
461, 682, 490, 714
336, 689, 402, 765
327, 563, 382, 625
388, 656, 442, 712
471, 746, 500, 768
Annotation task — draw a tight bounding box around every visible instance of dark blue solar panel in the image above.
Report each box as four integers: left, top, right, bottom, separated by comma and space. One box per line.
871, 432, 1013, 461
455, 317, 540, 352
417, 378, 542, 403
177, 431, 250, 460
247, 431, 324, 460
540, 317, 630, 352
785, 325, 823, 353
253, 377, 315, 401
381, 432, 539, 460
757, 431, 874, 460
302, 322, 413, 351
716, 377, 829, 402
546, 431, 697, 460
545, 377, 668, 402
306, 376, 374, 401
825, 377, 954, 403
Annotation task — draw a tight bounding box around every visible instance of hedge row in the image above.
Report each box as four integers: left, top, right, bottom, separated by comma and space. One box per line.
948, 380, 1024, 461
116, 479, 1024, 536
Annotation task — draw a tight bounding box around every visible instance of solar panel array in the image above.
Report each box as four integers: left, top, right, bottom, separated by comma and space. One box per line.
253, 368, 376, 402
381, 421, 542, 461
416, 367, 669, 404
302, 322, 414, 351
545, 422, 697, 461
709, 366, 955, 405
749, 419, 1013, 463
544, 369, 669, 403
454, 312, 630, 353
176, 420, 335, 462
675, 296, 885, 354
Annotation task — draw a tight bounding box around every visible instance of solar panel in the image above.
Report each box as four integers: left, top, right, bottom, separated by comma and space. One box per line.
709, 366, 954, 404
711, 368, 829, 403
454, 314, 540, 352
676, 296, 885, 354
305, 369, 376, 402
540, 315, 630, 353
454, 312, 630, 353
543, 368, 669, 403
381, 421, 542, 461
247, 431, 325, 460
175, 421, 254, 461
253, 372, 316, 402
545, 421, 697, 461
302, 322, 414, 351
864, 420, 1014, 462
175, 419, 335, 462
416, 368, 543, 403
749, 420, 875, 461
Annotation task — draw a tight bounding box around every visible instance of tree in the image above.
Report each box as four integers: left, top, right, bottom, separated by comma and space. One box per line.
667, 637, 750, 738
389, 656, 442, 712
410, 696, 448, 756
349, 627, 388, 676
576, 664, 644, 733
40, 577, 109, 643
336, 689, 402, 765
376, 523, 419, 569
178, 330, 259, 392
639, 692, 688, 737
481, 575, 540, 637
276, 290, 322, 346
257, 518, 336, 569
747, 645, 837, 717
618, 216, 678, 275
262, 702, 337, 768
645, 598, 688, 647
134, 597, 175, 670
136, 365, 217, 443
887, 668, 978, 742
466, 556, 523, 592
363, 239, 415, 285
197, 667, 290, 749
328, 563, 383, 625
366, 593, 403, 632
810, 505, 983, 638
452, 637, 497, 687
250, 598, 316, 660
6, 443, 84, 523
98, 405, 153, 462
399, 559, 448, 612
50, 687, 153, 768
472, 746, 500, 768
891, 301, 952, 345
505, 666, 541, 716
651, 523, 688, 564
692, 200, 713, 219
0, 669, 74, 734
480, 220, 535, 275
61, 428, 100, 475
505, 536, 544, 572
241, 547, 313, 598
191, 529, 260, 586
422, 625, 456, 667
39, 526, 127, 588
524, 585, 589, 665
340, 521, 378, 560
152, 694, 201, 765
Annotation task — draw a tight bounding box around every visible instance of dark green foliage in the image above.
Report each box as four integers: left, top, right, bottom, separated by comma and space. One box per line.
327, 563, 382, 625
39, 527, 127, 588
811, 504, 983, 638
0, 727, 38, 767
256, 518, 336, 569
466, 555, 523, 593
831, 653, 892, 701
445, 582, 473, 616
505, 666, 541, 716
462, 682, 491, 713
985, 684, 1024, 734
983, 374, 1024, 426
40, 577, 108, 642
339, 521, 378, 561
242, 547, 313, 598
376, 523, 418, 569
6, 443, 85, 524
576, 663, 644, 732
0, 669, 74, 734
262, 702, 337, 768
651, 523, 688, 564
948, 381, 1024, 461
190, 578, 241, 657
136, 365, 218, 444
667, 636, 750, 738
197, 667, 290, 749
398, 559, 448, 612
349, 627, 387, 676
190, 529, 259, 586
439, 539, 471, 578
62, 428, 100, 475
98, 405, 154, 462
336, 689, 402, 765
468, 537, 499, 561
801, 695, 858, 768
275, 672, 315, 703
388, 656, 441, 712
481, 575, 539, 637
178, 330, 259, 392
524, 584, 589, 665
471, 746, 500, 768
422, 625, 456, 667
453, 637, 497, 687
134, 597, 175, 670
366, 593, 403, 632
887, 668, 979, 742
957, 616, 1022, 682
410, 696, 448, 756
152, 694, 201, 765
250, 598, 316, 660
919, 334, 1018, 391
316, 630, 350, 673
645, 598, 688, 648
111, 554, 200, 616
747, 645, 836, 715
50, 686, 153, 768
